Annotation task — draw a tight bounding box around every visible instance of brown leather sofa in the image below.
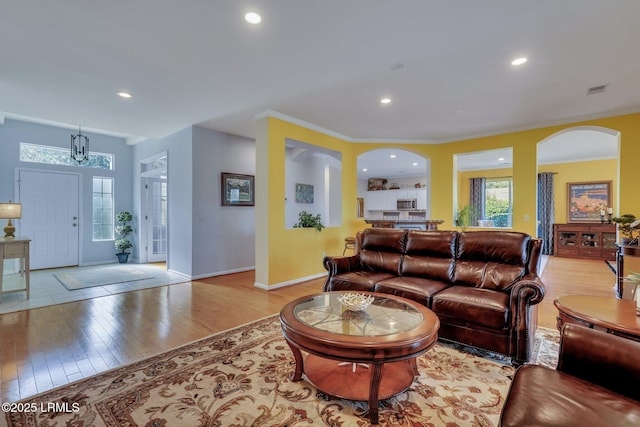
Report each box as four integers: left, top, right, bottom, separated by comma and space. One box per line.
323, 228, 545, 365
500, 323, 640, 426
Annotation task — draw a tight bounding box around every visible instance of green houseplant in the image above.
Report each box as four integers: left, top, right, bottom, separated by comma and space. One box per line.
115, 211, 134, 263
293, 210, 324, 232
455, 205, 473, 232
611, 214, 639, 245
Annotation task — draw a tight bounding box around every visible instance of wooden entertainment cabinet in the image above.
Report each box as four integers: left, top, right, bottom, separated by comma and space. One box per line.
553, 223, 616, 260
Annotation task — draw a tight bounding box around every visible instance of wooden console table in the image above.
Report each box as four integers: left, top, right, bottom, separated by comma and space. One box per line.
0, 237, 31, 302
554, 295, 640, 342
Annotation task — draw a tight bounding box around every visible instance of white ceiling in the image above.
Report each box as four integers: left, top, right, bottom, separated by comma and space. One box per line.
1, 1, 639, 150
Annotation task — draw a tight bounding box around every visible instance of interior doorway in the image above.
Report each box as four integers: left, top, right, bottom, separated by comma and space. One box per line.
140, 153, 168, 264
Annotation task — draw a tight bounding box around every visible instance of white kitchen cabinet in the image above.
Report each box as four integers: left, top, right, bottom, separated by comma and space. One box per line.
417, 188, 427, 210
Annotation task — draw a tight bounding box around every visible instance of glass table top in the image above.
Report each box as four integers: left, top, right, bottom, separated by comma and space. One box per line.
293, 293, 424, 337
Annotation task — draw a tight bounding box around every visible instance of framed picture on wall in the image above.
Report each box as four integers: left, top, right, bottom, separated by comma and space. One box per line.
295, 183, 314, 203
221, 173, 255, 206
567, 180, 612, 222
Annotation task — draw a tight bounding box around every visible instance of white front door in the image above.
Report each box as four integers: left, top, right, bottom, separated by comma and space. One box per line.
18, 170, 80, 269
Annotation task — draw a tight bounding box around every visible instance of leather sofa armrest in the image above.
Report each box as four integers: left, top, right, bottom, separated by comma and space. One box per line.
557, 323, 640, 401
508, 277, 546, 365
509, 277, 545, 307
322, 255, 362, 291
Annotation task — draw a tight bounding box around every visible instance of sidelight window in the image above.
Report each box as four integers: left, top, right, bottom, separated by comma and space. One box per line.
92, 177, 114, 240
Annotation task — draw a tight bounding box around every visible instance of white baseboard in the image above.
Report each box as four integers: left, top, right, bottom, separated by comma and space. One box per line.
189, 266, 255, 281
254, 272, 327, 290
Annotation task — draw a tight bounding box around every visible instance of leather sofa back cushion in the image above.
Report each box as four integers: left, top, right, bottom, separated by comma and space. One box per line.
454, 261, 525, 290
458, 231, 530, 266
360, 229, 407, 274
402, 231, 457, 281
455, 232, 529, 290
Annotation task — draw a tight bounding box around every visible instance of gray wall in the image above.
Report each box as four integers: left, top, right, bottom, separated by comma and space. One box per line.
133, 126, 194, 276
0, 118, 133, 265
192, 126, 255, 277
133, 125, 255, 278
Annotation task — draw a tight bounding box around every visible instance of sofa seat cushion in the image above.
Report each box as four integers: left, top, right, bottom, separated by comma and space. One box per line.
431, 286, 509, 330
500, 364, 640, 427
373, 277, 450, 306
327, 271, 396, 292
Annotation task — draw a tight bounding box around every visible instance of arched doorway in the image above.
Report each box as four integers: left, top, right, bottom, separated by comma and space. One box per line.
357, 148, 430, 227
536, 127, 619, 255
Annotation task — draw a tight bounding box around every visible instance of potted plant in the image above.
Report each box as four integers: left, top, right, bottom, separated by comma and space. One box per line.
293, 210, 324, 232
115, 211, 134, 263
455, 205, 473, 232
611, 214, 639, 245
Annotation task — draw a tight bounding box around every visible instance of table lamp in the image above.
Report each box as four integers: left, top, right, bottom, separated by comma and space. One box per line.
0, 201, 22, 238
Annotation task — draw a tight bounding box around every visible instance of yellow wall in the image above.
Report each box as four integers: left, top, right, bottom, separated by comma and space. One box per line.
257, 112, 640, 287
255, 116, 358, 287
538, 159, 617, 225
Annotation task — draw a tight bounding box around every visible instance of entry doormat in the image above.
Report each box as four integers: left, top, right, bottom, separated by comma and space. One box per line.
2, 315, 560, 427
53, 264, 156, 290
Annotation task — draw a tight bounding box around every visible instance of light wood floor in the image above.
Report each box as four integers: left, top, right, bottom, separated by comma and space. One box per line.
0, 255, 616, 402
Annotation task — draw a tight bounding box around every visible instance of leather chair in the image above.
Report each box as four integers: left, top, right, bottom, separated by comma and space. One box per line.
499, 323, 640, 426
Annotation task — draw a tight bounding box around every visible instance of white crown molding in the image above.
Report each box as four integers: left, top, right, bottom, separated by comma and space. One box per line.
435, 107, 640, 143
3, 113, 131, 139
255, 110, 437, 144
126, 136, 148, 145
255, 110, 353, 141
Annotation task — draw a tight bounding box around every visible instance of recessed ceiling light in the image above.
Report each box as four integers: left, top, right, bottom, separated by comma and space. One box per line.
380, 97, 391, 104
498, 157, 505, 161
245, 12, 261, 24
412, 162, 418, 166
362, 168, 368, 172
117, 91, 132, 98
390, 154, 396, 159
511, 57, 527, 66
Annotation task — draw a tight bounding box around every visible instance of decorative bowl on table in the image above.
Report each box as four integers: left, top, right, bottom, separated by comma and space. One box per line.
338, 292, 374, 311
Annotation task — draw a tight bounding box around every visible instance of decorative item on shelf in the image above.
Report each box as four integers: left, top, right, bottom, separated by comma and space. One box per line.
612, 214, 640, 246
70, 125, 90, 163
388, 183, 400, 190
367, 178, 387, 191
338, 292, 374, 311
115, 211, 134, 263
607, 207, 613, 223
0, 201, 22, 238
293, 210, 324, 232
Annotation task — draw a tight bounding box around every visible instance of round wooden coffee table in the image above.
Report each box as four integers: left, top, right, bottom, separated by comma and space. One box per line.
554, 295, 640, 341
279, 291, 439, 425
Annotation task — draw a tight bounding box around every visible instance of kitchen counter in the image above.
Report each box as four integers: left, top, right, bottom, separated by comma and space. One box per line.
365, 219, 445, 230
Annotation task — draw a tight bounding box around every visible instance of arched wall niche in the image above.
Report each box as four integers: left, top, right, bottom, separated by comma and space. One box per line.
285, 138, 342, 228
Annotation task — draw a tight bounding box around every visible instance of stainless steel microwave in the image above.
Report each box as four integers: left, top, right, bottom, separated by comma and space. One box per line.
397, 198, 417, 210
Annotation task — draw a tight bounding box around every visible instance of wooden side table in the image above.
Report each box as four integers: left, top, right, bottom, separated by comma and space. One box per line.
0, 237, 31, 302
554, 295, 640, 342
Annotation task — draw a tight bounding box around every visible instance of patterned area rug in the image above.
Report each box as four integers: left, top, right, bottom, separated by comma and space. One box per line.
53, 264, 156, 290
2, 316, 559, 427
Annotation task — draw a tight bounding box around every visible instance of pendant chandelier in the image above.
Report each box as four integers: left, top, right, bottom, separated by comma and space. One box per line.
71, 126, 89, 163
